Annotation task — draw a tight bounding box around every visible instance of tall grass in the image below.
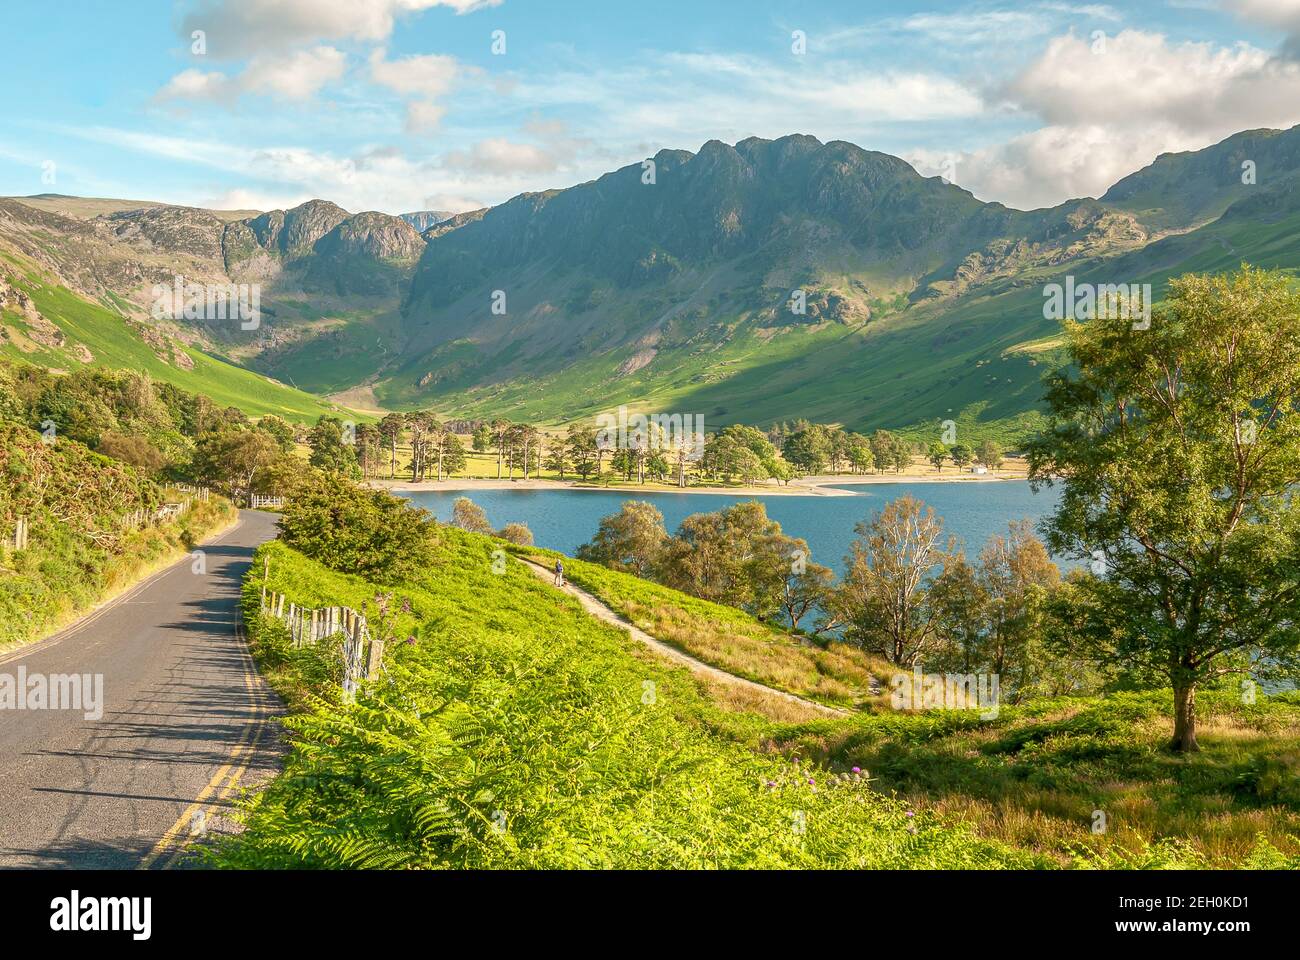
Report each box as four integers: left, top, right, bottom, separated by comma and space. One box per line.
220, 524, 1300, 869
215, 528, 1040, 869
519, 547, 893, 709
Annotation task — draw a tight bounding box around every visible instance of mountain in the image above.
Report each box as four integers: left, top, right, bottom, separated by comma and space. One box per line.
0, 195, 432, 416
377, 126, 1300, 437
7, 124, 1300, 437
400, 210, 455, 233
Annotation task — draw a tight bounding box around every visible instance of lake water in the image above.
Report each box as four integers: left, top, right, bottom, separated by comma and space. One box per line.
395, 480, 1064, 573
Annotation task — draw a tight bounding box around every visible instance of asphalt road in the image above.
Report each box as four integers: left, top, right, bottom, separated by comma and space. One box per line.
0, 510, 282, 869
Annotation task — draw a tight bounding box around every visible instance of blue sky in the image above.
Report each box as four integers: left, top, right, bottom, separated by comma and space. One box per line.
2, 0, 1299, 214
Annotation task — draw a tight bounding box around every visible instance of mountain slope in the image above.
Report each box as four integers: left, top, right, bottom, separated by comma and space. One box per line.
7, 125, 1300, 438
375, 127, 1300, 438
0, 251, 353, 420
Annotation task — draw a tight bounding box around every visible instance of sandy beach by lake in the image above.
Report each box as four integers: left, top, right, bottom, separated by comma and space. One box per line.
372, 466, 1026, 498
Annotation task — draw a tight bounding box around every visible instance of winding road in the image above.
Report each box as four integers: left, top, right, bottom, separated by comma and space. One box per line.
0, 510, 282, 869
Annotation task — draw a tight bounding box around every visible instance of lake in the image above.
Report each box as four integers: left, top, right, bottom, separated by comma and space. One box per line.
395, 480, 1065, 574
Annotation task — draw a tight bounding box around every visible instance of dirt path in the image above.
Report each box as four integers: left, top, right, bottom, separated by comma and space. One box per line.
519, 558, 848, 717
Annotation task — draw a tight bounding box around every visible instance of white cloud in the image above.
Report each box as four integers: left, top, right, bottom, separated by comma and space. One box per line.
1007, 30, 1300, 131
367, 48, 478, 134
445, 138, 561, 175
203, 186, 314, 212
242, 46, 348, 99
157, 46, 347, 103
922, 29, 1300, 208
368, 47, 462, 99
180, 0, 501, 58
63, 124, 499, 215
1224, 0, 1300, 33
405, 100, 447, 134
157, 68, 232, 101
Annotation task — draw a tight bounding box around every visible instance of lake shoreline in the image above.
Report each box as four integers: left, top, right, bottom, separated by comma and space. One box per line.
372, 470, 1026, 498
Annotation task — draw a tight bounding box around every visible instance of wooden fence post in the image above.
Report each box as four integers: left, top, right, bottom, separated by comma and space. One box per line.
366, 632, 385, 680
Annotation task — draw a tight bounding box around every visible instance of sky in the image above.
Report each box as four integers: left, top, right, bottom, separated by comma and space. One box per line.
2, 0, 1300, 215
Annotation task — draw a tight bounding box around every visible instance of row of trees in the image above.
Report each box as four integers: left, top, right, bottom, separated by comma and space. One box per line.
356, 413, 1009, 489
695, 423, 1006, 484
574, 495, 1078, 702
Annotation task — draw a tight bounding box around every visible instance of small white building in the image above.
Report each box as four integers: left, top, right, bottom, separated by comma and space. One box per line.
973, 466, 988, 475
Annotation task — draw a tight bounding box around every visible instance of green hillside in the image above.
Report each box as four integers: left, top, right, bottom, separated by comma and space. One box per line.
215, 484, 1298, 868
0, 256, 354, 421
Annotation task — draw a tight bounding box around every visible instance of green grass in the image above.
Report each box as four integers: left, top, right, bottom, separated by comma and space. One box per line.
215, 528, 1042, 869
513, 542, 1300, 866
219, 515, 1299, 868
767, 689, 1300, 867
517, 545, 893, 709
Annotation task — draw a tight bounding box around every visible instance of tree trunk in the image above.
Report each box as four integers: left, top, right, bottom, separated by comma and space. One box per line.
1171, 680, 1199, 752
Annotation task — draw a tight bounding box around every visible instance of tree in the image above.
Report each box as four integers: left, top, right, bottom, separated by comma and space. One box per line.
927, 441, 948, 472
97, 431, 166, 474
441, 433, 467, 477
930, 521, 1062, 700
256, 414, 296, 453
846, 434, 874, 474
307, 417, 359, 476
976, 439, 1004, 470
829, 495, 957, 666
703, 425, 779, 482
658, 501, 786, 613
566, 425, 598, 480
451, 496, 493, 535
378, 413, 405, 479
869, 430, 896, 475
544, 434, 569, 479
950, 443, 973, 471
514, 424, 539, 480
279, 473, 437, 582
472, 423, 492, 454
192, 427, 279, 502
781, 561, 835, 632
406, 412, 432, 481
577, 500, 668, 577
496, 522, 534, 546
492, 419, 512, 479
611, 447, 634, 481
1027, 266, 1300, 751
354, 423, 381, 478
783, 425, 832, 475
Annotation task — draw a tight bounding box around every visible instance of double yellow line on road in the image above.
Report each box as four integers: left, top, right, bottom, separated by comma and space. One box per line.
137, 616, 269, 870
